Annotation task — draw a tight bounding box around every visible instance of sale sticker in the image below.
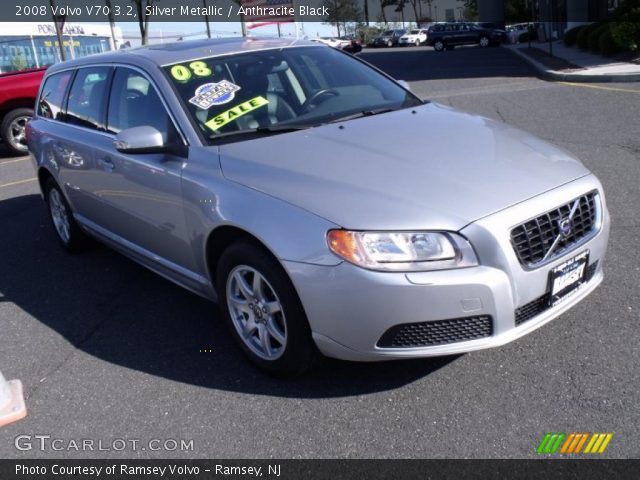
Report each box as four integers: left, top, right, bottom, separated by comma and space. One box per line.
205, 96, 269, 131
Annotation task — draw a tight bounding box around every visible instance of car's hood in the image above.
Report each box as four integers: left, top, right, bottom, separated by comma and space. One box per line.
218, 103, 590, 230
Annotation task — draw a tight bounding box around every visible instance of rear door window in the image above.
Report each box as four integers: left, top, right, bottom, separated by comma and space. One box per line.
65, 66, 111, 130
37, 71, 73, 120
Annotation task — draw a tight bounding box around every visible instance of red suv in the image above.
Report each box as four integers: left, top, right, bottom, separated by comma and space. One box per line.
0, 67, 47, 155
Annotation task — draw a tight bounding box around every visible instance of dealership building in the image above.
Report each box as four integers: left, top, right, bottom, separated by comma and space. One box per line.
0, 22, 122, 73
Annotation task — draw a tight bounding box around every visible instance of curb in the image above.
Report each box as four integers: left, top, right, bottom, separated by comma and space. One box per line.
505, 46, 640, 83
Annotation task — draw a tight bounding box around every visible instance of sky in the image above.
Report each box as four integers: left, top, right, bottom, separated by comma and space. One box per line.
116, 21, 338, 46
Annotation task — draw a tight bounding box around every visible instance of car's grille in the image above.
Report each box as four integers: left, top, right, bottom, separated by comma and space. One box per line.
511, 192, 598, 267
514, 260, 599, 326
377, 316, 493, 348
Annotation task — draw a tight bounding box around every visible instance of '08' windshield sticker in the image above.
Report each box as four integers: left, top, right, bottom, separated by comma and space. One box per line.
205, 96, 269, 131
189, 80, 241, 109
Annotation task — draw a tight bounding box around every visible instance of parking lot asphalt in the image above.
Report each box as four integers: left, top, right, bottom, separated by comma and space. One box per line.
1, 46, 639, 459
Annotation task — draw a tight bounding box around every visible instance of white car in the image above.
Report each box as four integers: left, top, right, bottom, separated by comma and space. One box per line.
311, 37, 350, 49
399, 29, 428, 46
506, 23, 530, 43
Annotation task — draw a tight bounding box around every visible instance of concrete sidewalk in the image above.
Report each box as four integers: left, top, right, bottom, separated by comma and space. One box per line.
506, 41, 640, 82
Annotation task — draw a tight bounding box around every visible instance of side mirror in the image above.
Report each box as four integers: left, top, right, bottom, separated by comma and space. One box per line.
397, 80, 411, 91
114, 126, 168, 154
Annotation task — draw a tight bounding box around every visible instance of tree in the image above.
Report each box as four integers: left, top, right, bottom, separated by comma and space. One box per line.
105, 0, 119, 49
12, 49, 28, 71
406, 0, 421, 23
131, 0, 155, 45
378, 0, 399, 24
323, 0, 362, 36
458, 0, 478, 21
610, 0, 640, 51
504, 0, 528, 23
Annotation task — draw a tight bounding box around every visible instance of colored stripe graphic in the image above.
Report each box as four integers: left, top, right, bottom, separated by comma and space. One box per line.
537, 433, 565, 454
560, 433, 589, 454
584, 433, 613, 454
539, 433, 613, 454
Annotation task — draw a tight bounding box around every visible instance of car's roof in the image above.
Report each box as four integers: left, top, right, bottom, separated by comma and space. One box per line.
46, 37, 320, 73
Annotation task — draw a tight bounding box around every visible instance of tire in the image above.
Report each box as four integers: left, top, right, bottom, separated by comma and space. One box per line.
44, 178, 89, 252
1, 108, 32, 156
479, 36, 490, 48
216, 240, 317, 377
387, 40, 393, 47
415, 40, 420, 46
434, 40, 445, 52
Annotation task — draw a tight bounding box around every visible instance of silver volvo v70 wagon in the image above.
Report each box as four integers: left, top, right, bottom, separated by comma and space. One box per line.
27, 38, 610, 376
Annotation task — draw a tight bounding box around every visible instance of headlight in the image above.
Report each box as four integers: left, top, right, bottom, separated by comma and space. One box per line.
327, 230, 478, 272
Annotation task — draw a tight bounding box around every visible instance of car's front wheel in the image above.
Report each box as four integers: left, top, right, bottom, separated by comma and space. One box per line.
216, 240, 317, 376
433, 40, 445, 52
479, 36, 490, 48
44, 178, 89, 252
387, 40, 393, 47
1, 108, 32, 156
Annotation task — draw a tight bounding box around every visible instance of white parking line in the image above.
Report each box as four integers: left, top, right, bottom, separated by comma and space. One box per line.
0, 178, 37, 189
0, 157, 30, 166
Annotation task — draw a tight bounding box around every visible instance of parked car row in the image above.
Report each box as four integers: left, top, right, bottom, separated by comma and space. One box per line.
365, 22, 506, 51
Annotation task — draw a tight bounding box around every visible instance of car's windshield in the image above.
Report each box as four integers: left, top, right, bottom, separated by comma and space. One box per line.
164, 46, 422, 143
410, 30, 420, 34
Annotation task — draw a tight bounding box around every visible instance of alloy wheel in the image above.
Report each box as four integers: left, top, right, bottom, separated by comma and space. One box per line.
48, 188, 71, 244
226, 265, 287, 361
8, 115, 30, 152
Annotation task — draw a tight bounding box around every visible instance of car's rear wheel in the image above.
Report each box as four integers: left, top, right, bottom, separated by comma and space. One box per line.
1, 108, 32, 156
44, 178, 88, 252
434, 40, 445, 52
479, 36, 490, 48
216, 240, 317, 377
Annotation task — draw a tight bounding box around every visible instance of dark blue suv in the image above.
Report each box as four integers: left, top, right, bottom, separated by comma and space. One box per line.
426, 23, 503, 52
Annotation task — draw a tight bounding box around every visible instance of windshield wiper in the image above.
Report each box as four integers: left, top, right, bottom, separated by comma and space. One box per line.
209, 124, 311, 141
327, 108, 396, 124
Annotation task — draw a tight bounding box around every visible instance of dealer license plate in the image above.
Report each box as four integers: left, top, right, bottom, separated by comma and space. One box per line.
549, 250, 589, 306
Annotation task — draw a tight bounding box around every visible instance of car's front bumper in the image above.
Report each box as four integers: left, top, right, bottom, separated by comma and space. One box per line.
284, 175, 610, 361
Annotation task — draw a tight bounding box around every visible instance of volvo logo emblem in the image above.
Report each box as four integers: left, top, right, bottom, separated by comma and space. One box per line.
559, 217, 573, 237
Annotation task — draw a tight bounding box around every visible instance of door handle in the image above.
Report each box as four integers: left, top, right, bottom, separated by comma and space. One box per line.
97, 157, 115, 172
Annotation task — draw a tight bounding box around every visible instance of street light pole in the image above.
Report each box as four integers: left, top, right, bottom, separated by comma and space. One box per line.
49, 0, 66, 61
203, 0, 211, 38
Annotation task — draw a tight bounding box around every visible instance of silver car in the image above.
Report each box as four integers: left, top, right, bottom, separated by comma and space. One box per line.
27, 38, 610, 376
